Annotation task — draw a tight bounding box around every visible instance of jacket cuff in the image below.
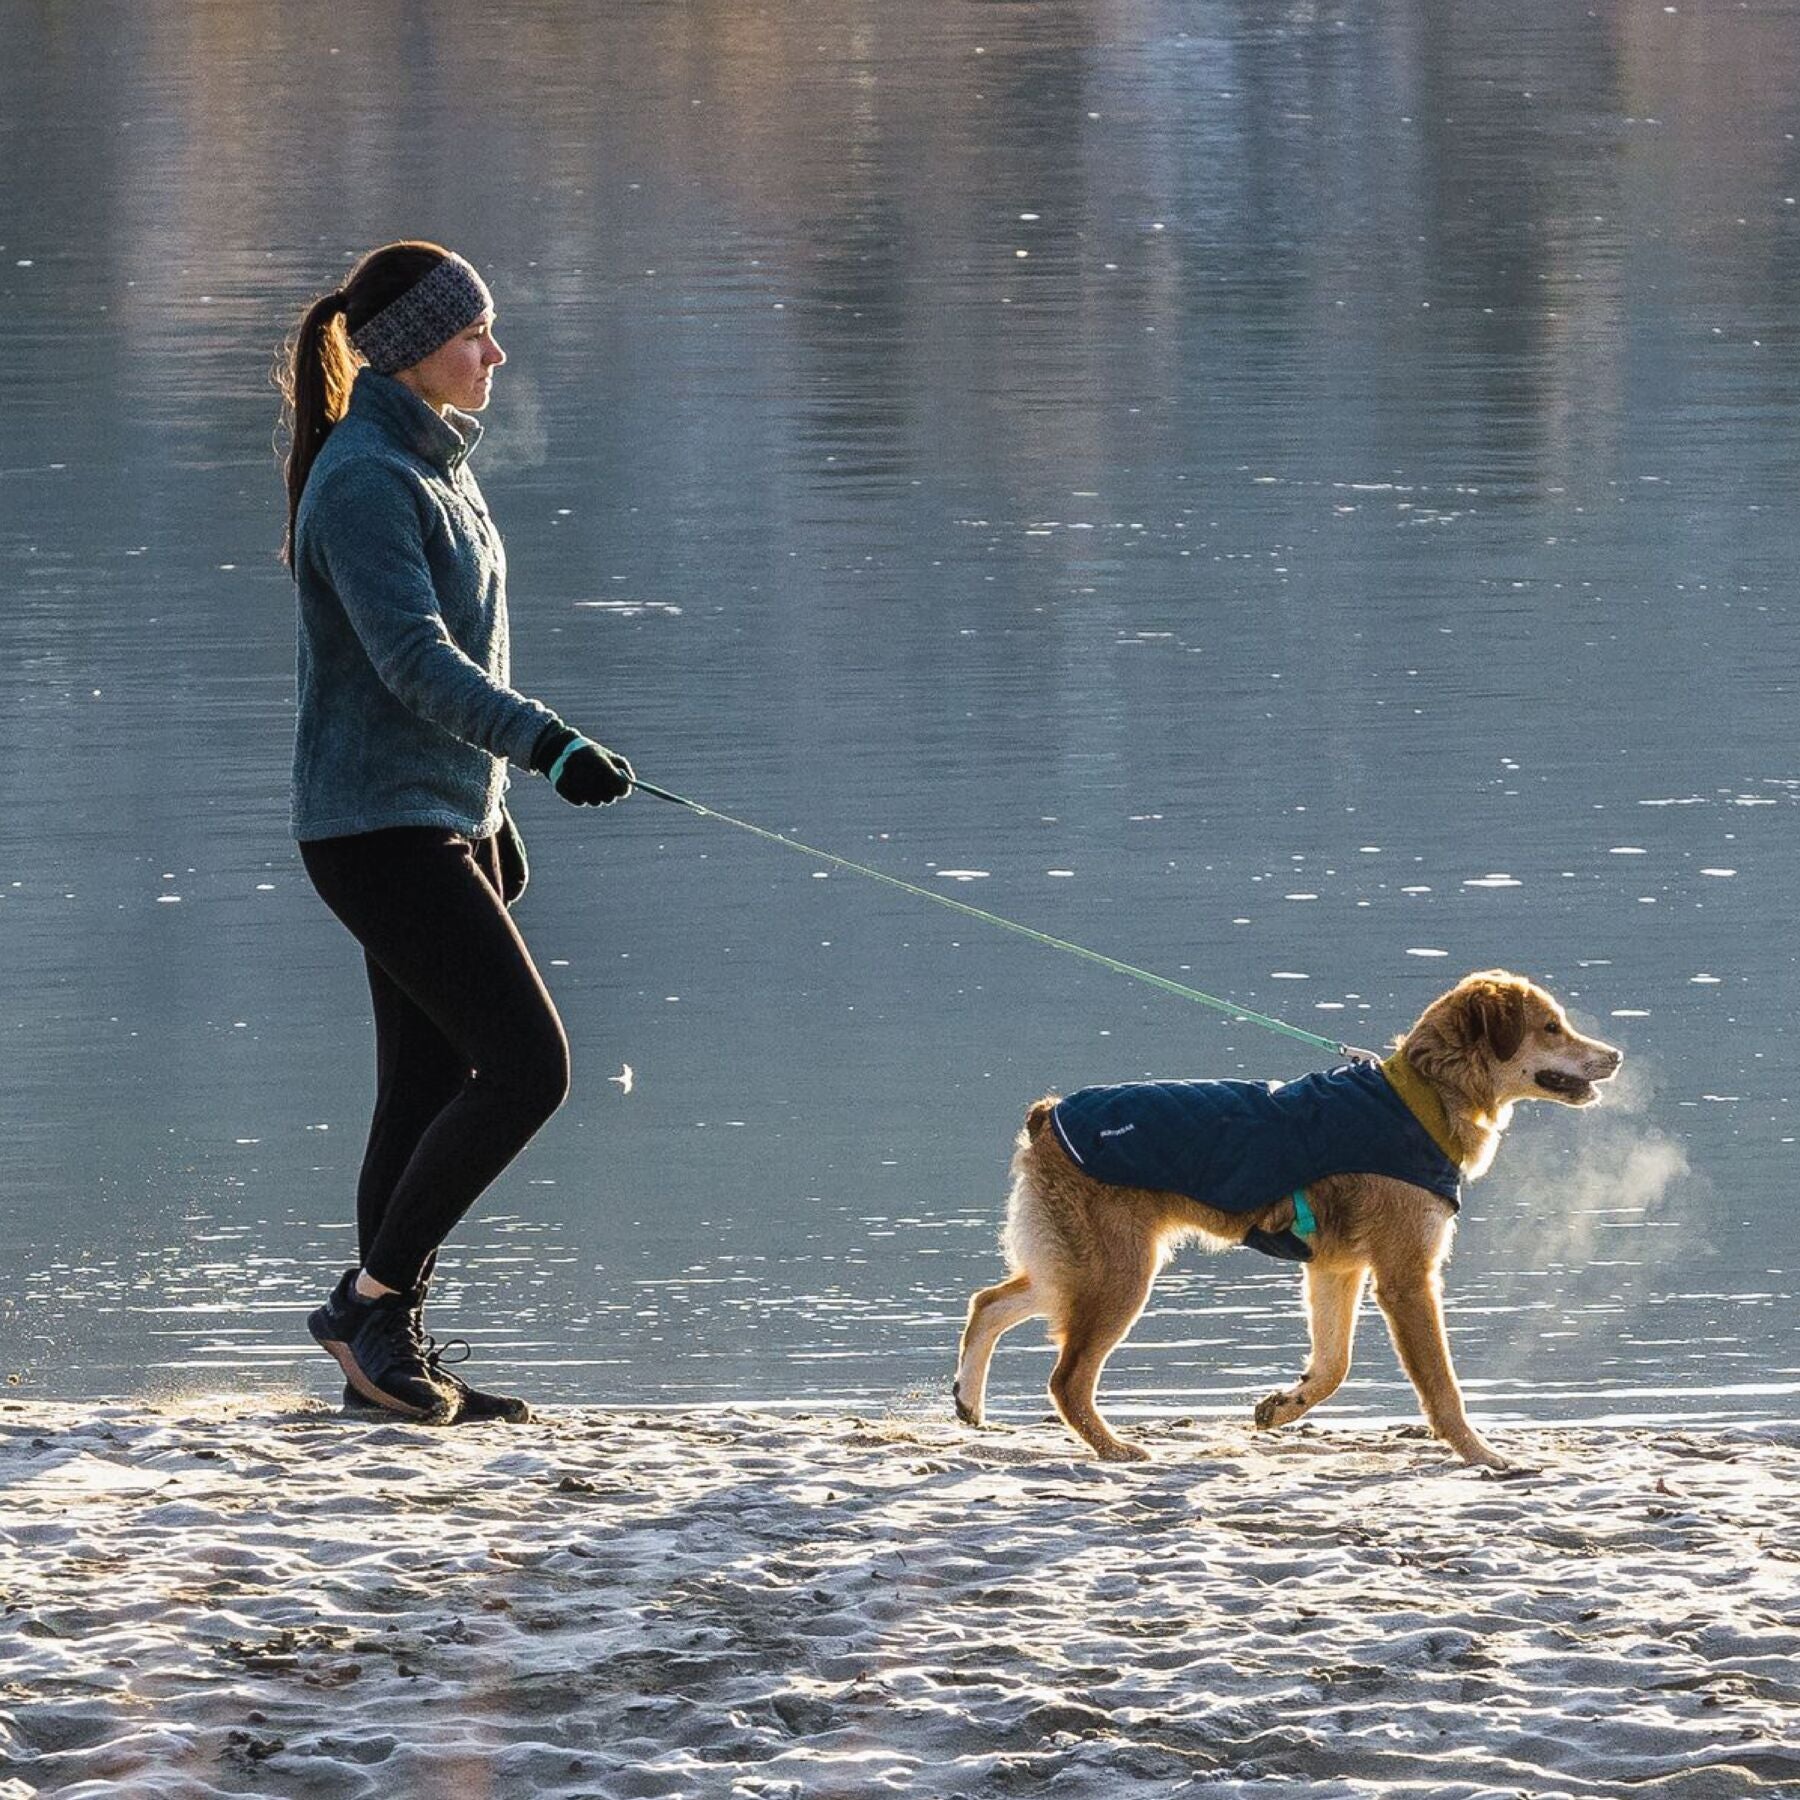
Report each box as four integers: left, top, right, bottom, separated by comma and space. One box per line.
530, 720, 577, 775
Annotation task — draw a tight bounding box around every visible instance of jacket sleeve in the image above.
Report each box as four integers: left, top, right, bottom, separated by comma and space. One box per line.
307, 461, 558, 768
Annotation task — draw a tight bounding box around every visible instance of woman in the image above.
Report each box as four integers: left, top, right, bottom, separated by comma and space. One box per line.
279, 240, 633, 1424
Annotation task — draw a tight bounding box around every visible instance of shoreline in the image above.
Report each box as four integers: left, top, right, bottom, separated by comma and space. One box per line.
3, 1399, 1797, 1798
15, 1379, 1797, 1435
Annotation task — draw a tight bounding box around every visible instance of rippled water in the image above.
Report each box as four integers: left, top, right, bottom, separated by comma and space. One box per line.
2, 0, 1797, 1426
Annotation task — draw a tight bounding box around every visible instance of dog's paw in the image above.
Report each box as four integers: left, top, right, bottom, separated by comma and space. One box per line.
1455, 1437, 1522, 1474
951, 1381, 981, 1428
1254, 1390, 1302, 1431
1096, 1440, 1153, 1464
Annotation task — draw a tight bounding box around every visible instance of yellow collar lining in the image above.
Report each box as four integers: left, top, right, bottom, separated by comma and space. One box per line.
1379, 1052, 1465, 1169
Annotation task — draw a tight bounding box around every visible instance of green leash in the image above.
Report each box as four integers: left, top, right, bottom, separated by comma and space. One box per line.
630, 779, 1370, 1062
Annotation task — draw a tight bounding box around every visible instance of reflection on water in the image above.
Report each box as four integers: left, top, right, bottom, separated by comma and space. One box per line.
2, 0, 1797, 1424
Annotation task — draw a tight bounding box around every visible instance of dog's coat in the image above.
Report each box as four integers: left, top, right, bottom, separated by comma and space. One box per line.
1050, 1055, 1462, 1218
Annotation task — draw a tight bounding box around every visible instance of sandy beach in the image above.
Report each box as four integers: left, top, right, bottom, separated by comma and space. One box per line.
1, 1399, 1796, 1799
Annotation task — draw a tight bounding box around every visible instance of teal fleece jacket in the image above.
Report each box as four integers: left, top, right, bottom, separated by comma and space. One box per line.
290, 369, 560, 841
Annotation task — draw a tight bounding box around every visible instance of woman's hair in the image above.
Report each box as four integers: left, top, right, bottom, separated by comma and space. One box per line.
275, 240, 451, 565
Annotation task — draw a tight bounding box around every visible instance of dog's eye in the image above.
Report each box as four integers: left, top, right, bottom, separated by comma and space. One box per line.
1543, 1020, 1563, 1035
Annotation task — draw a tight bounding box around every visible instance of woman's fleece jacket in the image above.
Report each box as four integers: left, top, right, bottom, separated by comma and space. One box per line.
290, 368, 558, 841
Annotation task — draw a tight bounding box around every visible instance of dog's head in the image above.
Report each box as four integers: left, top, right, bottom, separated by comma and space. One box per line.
1403, 970, 1622, 1115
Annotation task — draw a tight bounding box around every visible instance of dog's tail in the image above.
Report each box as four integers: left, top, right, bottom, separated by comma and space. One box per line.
1004, 1097, 1067, 1284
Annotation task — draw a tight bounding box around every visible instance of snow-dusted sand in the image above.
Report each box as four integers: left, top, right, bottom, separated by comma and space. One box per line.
2, 1399, 1796, 1799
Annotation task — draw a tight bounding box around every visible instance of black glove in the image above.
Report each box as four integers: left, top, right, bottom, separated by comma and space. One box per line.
531, 724, 634, 806
495, 805, 529, 905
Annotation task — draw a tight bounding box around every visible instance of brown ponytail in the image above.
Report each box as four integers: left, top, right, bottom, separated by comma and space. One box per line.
275, 239, 454, 566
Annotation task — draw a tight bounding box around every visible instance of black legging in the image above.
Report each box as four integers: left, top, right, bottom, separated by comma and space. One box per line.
300, 824, 570, 1291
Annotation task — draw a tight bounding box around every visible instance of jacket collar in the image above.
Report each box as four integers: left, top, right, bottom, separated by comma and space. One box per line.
349, 368, 483, 474
1378, 1052, 1465, 1170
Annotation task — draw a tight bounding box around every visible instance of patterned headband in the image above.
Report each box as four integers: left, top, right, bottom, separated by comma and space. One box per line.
349, 254, 493, 375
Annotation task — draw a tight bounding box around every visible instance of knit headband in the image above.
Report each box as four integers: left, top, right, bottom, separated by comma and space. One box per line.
349, 254, 493, 375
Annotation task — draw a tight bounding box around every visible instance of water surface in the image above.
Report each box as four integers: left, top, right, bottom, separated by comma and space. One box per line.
3, 0, 1798, 1427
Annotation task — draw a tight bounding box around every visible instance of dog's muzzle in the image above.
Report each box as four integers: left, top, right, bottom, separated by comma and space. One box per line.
1534, 1047, 1622, 1105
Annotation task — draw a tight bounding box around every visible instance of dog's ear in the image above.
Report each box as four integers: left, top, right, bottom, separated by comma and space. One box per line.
1464, 977, 1527, 1062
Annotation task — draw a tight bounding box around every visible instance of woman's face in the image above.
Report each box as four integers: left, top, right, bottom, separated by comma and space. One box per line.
395, 310, 506, 414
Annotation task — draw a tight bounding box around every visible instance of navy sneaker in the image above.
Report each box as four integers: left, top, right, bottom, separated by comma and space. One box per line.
424, 1334, 533, 1424
341, 1339, 531, 1425
337, 1290, 532, 1424
308, 1270, 457, 1423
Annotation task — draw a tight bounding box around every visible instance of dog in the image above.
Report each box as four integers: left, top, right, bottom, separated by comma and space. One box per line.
953, 970, 1622, 1469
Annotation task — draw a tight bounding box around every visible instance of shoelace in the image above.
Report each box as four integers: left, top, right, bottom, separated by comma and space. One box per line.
423, 1334, 475, 1393
358, 1296, 440, 1378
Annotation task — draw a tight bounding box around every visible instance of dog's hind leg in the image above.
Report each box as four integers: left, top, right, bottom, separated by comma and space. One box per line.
1254, 1262, 1368, 1431
954, 1273, 1043, 1426
1046, 1254, 1158, 1463
1371, 1266, 1510, 1470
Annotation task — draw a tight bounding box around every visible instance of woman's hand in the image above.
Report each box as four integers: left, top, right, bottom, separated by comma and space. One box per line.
532, 725, 634, 805
496, 805, 530, 902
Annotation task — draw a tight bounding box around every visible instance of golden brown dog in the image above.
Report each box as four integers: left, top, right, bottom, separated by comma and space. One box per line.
954, 970, 1622, 1468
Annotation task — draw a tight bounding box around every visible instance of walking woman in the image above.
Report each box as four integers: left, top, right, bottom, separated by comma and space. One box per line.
278, 241, 633, 1424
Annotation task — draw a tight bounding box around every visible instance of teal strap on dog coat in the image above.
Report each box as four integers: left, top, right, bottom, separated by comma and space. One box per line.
1292, 1190, 1317, 1239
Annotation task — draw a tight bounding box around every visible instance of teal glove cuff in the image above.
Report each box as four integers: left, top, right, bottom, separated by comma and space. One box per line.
546, 736, 592, 786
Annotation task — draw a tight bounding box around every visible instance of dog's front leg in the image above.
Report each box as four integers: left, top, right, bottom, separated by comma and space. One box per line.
1372, 1271, 1509, 1469
1254, 1262, 1367, 1430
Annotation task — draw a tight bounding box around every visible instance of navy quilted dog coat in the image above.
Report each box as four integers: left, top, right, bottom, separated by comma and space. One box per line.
1049, 1059, 1462, 1216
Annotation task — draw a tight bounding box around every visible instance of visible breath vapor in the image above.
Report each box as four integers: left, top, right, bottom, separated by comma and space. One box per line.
482, 368, 550, 471
1473, 1057, 1708, 1269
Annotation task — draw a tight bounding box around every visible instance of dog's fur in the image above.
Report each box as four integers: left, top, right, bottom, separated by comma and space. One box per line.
953, 970, 1622, 1468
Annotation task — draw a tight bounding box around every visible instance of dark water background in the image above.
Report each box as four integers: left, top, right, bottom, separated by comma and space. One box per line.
3, 0, 1798, 1427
